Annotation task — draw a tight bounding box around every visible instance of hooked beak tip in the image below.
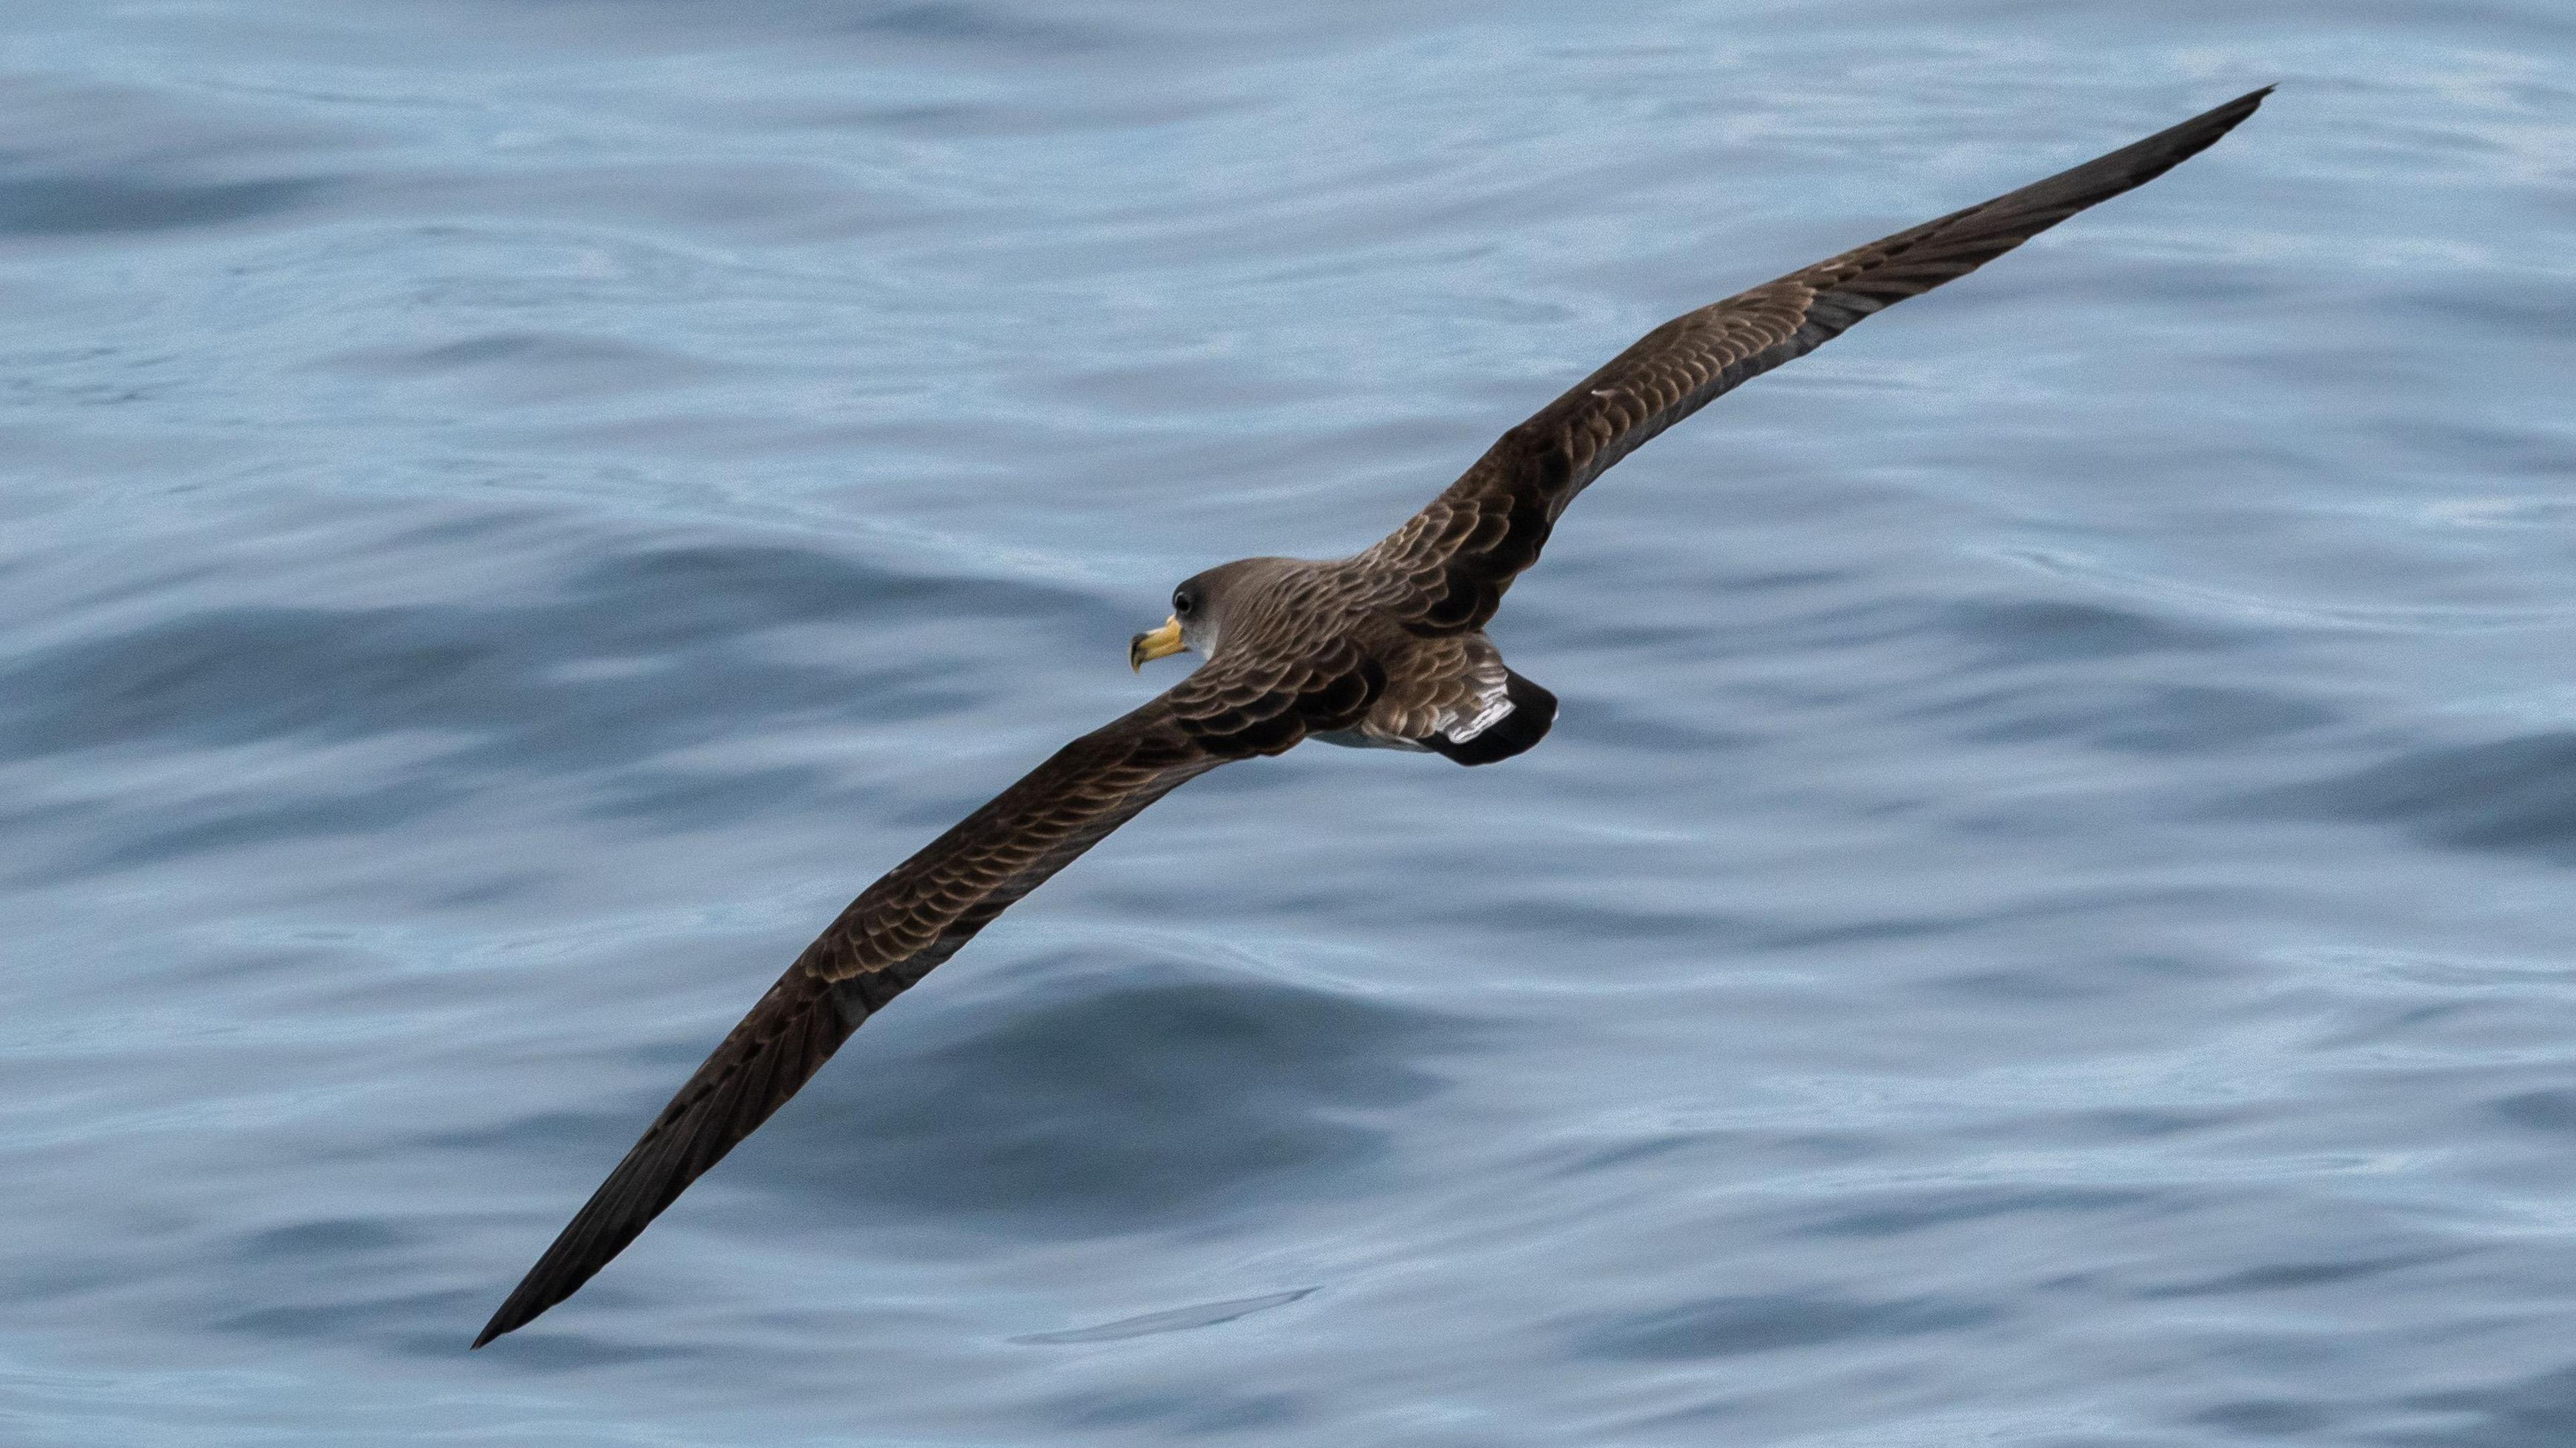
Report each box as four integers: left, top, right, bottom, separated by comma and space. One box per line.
1130, 616, 1185, 672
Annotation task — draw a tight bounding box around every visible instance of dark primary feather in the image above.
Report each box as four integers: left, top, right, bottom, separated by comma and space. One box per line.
475, 651, 1379, 1347
1361, 86, 2271, 634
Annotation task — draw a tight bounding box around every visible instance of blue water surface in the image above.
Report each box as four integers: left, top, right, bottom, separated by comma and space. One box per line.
5, 2, 2574, 1443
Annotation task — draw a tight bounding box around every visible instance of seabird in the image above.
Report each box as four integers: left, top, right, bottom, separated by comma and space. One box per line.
475, 87, 2270, 1347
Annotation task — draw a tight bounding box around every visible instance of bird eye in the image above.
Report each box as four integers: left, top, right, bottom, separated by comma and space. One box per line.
1173, 591, 1193, 616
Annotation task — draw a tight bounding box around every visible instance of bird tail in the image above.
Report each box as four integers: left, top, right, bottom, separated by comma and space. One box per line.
1431, 669, 1557, 766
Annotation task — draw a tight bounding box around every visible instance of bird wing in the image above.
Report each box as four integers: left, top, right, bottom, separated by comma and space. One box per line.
475, 646, 1383, 1347
1358, 86, 2271, 633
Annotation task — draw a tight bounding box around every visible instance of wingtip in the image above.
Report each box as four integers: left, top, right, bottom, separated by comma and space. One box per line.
2111, 83, 2272, 180
472, 1282, 549, 1350
2216, 85, 2277, 142
2194, 85, 2273, 131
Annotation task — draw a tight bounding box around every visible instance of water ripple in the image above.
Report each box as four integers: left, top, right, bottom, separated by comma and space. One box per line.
3, 3, 2571, 1445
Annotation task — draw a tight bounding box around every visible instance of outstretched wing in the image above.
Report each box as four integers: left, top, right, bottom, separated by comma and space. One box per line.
474, 647, 1383, 1347
1360, 86, 2271, 632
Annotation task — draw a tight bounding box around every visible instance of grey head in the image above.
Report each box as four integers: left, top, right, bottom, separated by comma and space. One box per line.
1128, 557, 1310, 671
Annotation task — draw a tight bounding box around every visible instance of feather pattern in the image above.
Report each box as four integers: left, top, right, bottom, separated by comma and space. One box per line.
1359, 86, 2274, 634
474, 650, 1379, 1348
477, 87, 2267, 1347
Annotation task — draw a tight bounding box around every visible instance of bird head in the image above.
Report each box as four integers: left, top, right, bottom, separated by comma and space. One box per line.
1131, 558, 1305, 671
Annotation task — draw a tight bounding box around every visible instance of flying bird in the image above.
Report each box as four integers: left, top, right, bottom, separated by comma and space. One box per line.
476, 87, 2269, 1347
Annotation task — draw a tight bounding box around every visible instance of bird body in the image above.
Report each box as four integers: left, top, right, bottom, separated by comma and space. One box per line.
475, 86, 2271, 1348
1138, 554, 1550, 759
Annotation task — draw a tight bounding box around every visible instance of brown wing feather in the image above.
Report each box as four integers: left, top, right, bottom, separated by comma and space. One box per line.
475, 649, 1384, 1347
476, 701, 1214, 1347
1362, 86, 2271, 632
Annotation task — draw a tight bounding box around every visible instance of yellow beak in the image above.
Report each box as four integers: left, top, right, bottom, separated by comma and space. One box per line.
1129, 615, 1185, 672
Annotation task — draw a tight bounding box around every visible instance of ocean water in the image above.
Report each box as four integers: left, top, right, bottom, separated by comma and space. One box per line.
4, 3, 2573, 1443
